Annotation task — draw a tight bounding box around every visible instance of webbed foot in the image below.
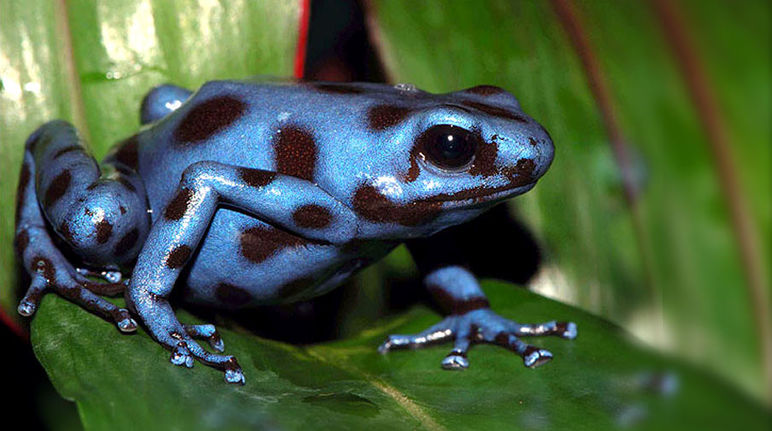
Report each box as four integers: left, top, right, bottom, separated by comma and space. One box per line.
379, 308, 576, 369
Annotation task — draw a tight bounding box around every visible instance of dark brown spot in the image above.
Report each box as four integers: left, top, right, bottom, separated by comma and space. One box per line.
461, 101, 528, 123
501, 158, 536, 186
15, 163, 31, 221
119, 205, 127, 214
164, 188, 194, 220
114, 228, 140, 256
292, 204, 332, 229
494, 331, 512, 347
522, 345, 540, 357
96, 219, 113, 244
175, 96, 246, 143
53, 146, 82, 159
428, 284, 490, 315
274, 126, 317, 181
166, 245, 192, 269
404, 154, 421, 182
239, 167, 275, 188
239, 226, 309, 264
215, 282, 252, 307
467, 138, 499, 177
528, 137, 538, 147
14, 230, 29, 256
367, 104, 413, 130
31, 256, 55, 282
463, 85, 506, 96
352, 185, 441, 227
277, 277, 313, 298
311, 82, 364, 94
59, 222, 74, 244
45, 169, 72, 207
113, 135, 139, 170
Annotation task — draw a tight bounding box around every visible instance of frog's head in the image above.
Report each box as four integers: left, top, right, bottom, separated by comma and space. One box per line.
343, 84, 554, 239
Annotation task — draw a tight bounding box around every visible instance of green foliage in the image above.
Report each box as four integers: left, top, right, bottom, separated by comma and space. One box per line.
33, 282, 769, 430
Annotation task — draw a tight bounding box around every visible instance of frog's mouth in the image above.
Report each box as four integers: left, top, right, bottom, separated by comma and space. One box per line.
428, 180, 537, 205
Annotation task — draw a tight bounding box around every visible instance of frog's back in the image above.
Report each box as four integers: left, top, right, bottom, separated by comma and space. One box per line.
128, 80, 421, 215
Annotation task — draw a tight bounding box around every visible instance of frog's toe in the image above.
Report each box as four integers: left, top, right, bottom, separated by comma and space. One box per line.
170, 343, 195, 368
225, 367, 246, 385
441, 337, 472, 370
522, 346, 553, 368
559, 321, 578, 340
378, 319, 454, 354
184, 324, 225, 352
116, 313, 138, 333
17, 278, 46, 316
441, 351, 470, 370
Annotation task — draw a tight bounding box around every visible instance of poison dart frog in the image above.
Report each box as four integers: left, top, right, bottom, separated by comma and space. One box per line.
14, 79, 576, 384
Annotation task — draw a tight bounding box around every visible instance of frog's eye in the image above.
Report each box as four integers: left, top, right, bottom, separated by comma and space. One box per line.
419, 124, 479, 171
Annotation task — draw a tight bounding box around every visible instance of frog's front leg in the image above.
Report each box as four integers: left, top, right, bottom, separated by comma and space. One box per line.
127, 161, 358, 384
379, 265, 577, 369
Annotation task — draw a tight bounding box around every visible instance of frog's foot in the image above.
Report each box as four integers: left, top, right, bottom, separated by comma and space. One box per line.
163, 329, 243, 384
378, 309, 576, 370
17, 242, 137, 333
131, 296, 244, 384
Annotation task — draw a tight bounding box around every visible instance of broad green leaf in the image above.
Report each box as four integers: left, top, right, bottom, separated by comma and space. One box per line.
368, 0, 771, 401
32, 281, 769, 430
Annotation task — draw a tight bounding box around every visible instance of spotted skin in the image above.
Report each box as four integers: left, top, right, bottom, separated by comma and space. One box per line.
15, 79, 570, 384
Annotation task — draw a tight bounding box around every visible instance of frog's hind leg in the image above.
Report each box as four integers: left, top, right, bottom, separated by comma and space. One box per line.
15, 121, 150, 331
140, 84, 192, 125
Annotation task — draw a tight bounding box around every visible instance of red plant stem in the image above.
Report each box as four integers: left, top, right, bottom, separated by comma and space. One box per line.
294, 0, 311, 79
651, 0, 772, 399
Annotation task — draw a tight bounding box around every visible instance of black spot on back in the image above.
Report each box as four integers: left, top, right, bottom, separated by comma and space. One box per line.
367, 105, 413, 130
274, 126, 317, 182
461, 101, 528, 123
175, 96, 246, 144
45, 169, 72, 207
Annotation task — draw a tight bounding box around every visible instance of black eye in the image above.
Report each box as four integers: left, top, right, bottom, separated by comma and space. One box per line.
419, 125, 479, 171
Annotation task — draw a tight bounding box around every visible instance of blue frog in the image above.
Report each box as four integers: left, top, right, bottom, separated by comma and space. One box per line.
14, 79, 576, 384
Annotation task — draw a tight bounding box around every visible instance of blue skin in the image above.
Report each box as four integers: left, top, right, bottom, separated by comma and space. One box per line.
15, 79, 576, 384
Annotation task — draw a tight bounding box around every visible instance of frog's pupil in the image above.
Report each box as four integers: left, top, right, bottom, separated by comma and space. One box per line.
439, 134, 463, 159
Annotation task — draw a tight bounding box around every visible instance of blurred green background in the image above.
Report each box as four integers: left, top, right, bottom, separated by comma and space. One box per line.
0, 0, 769, 429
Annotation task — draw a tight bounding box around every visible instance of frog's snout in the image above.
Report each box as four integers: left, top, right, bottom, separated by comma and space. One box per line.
496, 127, 554, 187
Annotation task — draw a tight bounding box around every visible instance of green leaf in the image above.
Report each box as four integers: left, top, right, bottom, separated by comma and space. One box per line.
32, 281, 769, 430
367, 0, 771, 401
